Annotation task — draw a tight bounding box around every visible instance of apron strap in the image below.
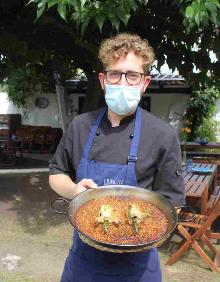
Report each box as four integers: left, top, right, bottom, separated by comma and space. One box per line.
82, 106, 142, 167
125, 107, 142, 183
82, 107, 107, 159
128, 107, 142, 163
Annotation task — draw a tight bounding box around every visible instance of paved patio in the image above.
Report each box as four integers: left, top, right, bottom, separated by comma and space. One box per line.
0, 171, 220, 282
0, 153, 52, 174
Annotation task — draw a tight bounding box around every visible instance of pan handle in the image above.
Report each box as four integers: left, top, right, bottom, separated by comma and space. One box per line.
175, 205, 195, 222
51, 198, 70, 215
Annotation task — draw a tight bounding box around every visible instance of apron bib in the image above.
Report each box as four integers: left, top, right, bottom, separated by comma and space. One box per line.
61, 107, 162, 282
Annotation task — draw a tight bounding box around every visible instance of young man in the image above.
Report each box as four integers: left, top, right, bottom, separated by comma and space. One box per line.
49, 33, 185, 282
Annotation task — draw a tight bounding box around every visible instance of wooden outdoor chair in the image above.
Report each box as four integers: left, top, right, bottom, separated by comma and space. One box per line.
166, 186, 220, 272
22, 126, 40, 152
43, 127, 62, 153
0, 140, 16, 167
34, 126, 50, 152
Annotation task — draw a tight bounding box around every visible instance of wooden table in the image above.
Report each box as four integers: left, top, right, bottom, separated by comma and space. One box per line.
180, 141, 220, 158
180, 141, 220, 150
183, 163, 217, 214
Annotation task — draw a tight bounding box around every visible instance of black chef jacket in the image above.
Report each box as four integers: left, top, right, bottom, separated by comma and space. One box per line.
49, 107, 185, 205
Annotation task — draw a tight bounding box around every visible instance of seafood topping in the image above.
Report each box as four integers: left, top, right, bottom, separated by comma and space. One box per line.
95, 205, 120, 233
127, 203, 150, 234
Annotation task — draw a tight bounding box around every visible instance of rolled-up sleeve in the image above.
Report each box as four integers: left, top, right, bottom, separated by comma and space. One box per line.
49, 123, 75, 179
152, 130, 185, 206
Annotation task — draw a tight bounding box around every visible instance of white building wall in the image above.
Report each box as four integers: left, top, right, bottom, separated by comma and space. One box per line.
214, 98, 220, 141
0, 91, 189, 133
0, 91, 195, 139
149, 93, 189, 120
214, 99, 220, 121
0, 92, 61, 128
147, 93, 190, 138
0, 92, 18, 114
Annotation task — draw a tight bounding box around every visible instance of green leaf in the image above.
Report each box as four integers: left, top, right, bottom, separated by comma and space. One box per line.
26, 0, 39, 5
210, 11, 217, 23
47, 0, 57, 9
216, 12, 220, 25
80, 18, 90, 35
194, 12, 200, 26
210, 0, 220, 9
96, 14, 105, 31
200, 10, 209, 25
128, 0, 138, 11
108, 13, 120, 30
68, 0, 81, 10
81, 0, 87, 8
186, 21, 194, 33
36, 1, 46, 20
57, 2, 67, 21
115, 7, 130, 25
205, 1, 217, 13
185, 6, 194, 18
71, 11, 79, 21
112, 20, 120, 31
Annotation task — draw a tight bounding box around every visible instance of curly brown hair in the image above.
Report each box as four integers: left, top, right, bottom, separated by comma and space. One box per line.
98, 33, 155, 73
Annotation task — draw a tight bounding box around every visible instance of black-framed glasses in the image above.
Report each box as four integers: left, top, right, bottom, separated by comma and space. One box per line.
104, 70, 145, 85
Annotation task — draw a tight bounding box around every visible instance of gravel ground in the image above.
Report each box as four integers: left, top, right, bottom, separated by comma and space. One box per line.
0, 172, 220, 282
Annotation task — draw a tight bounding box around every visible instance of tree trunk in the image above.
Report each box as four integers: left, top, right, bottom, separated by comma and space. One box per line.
54, 72, 73, 131
54, 69, 103, 131
82, 70, 104, 113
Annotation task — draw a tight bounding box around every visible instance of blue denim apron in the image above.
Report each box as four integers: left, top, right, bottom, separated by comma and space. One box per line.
61, 107, 162, 282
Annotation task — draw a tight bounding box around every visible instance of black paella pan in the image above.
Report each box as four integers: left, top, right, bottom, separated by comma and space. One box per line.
51, 185, 194, 253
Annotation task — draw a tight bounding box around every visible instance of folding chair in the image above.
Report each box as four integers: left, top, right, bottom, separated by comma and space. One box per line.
166, 186, 220, 272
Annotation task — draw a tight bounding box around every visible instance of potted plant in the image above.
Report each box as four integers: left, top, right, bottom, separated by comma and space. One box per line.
181, 118, 191, 165
195, 118, 219, 144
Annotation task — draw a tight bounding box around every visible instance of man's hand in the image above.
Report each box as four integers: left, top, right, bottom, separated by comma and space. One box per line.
75, 178, 98, 195
49, 174, 97, 199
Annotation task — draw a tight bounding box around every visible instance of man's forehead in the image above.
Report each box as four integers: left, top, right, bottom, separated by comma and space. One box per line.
107, 51, 143, 64
113, 51, 143, 60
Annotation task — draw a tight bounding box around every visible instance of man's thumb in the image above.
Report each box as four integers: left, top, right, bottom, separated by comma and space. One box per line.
83, 179, 98, 189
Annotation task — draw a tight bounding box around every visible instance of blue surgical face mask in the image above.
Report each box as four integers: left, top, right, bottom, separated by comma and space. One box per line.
104, 84, 141, 115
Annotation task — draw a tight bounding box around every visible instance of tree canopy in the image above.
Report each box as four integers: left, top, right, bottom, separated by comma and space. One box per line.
0, 0, 219, 111
30, 0, 220, 35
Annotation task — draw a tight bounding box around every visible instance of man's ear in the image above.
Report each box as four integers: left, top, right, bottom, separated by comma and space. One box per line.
142, 76, 151, 93
98, 73, 105, 90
